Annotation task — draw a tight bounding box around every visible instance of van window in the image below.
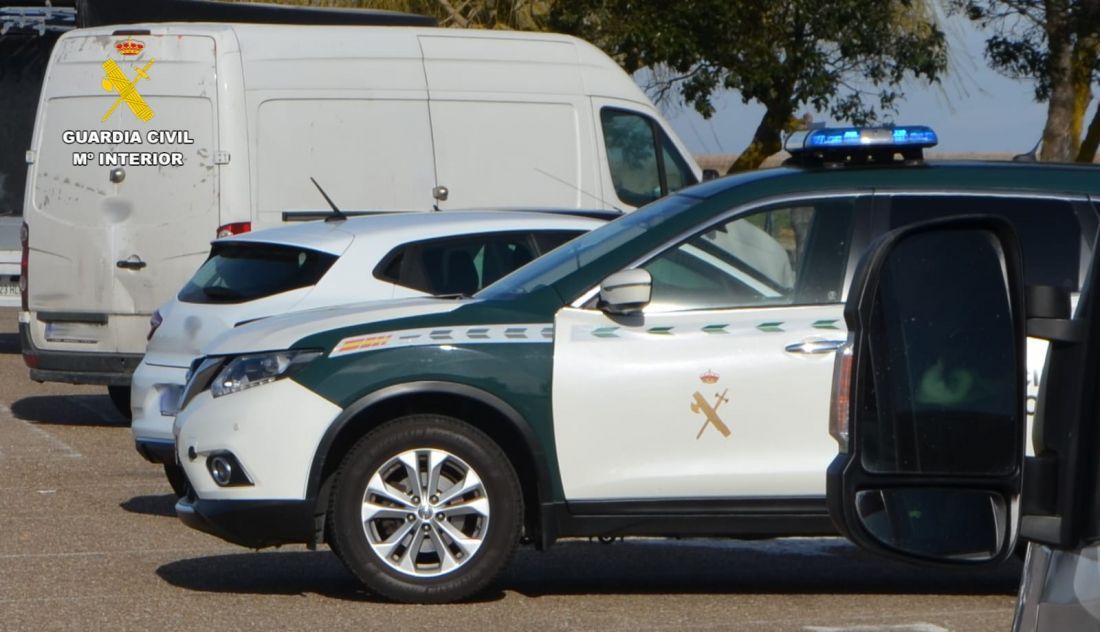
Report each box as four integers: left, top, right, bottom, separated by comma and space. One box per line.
601, 108, 697, 207
376, 231, 583, 296
889, 196, 1083, 290
178, 243, 337, 304
661, 134, 695, 193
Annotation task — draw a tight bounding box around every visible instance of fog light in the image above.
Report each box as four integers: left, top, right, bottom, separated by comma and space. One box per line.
204, 451, 252, 487
210, 456, 233, 486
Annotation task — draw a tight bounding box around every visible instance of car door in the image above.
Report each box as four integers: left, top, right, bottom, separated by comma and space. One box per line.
552, 195, 867, 502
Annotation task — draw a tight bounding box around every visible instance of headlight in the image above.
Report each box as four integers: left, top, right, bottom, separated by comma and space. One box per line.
210, 349, 323, 398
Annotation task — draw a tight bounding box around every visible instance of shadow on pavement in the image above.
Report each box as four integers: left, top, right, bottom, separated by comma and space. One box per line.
11, 394, 128, 427
120, 494, 178, 518
158, 550, 510, 603
156, 538, 1018, 601
0, 332, 18, 354
500, 539, 1021, 597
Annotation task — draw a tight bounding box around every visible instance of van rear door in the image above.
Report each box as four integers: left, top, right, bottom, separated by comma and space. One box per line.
28, 32, 219, 319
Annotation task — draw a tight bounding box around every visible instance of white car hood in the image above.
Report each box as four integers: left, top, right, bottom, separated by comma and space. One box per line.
202, 296, 469, 356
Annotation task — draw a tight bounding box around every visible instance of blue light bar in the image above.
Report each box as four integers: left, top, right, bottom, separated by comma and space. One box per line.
786, 125, 938, 154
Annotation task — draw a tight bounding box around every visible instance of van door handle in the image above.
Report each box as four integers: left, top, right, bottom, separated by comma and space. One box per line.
784, 339, 845, 354
116, 255, 147, 270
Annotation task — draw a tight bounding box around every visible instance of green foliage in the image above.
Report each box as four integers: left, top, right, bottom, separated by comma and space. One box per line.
956, 0, 1100, 100
551, 0, 947, 169
954, 0, 1100, 161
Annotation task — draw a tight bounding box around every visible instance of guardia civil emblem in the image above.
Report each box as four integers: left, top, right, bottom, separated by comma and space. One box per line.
690, 370, 731, 439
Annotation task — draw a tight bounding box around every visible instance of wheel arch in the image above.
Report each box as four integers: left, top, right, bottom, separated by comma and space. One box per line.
307, 381, 555, 548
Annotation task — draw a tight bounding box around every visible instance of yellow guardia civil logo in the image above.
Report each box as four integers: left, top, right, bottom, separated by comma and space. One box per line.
101, 39, 155, 123
690, 370, 731, 439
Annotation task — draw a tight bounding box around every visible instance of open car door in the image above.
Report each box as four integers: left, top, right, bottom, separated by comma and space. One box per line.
826, 215, 1030, 563
828, 213, 1100, 628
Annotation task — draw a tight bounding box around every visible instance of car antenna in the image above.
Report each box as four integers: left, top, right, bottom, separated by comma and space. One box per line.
310, 177, 347, 223
534, 167, 624, 214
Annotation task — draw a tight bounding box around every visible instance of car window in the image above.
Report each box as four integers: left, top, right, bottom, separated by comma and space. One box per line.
889, 195, 1083, 290
178, 243, 337, 304
639, 198, 857, 312
376, 231, 582, 296
863, 229, 1018, 476
476, 194, 697, 300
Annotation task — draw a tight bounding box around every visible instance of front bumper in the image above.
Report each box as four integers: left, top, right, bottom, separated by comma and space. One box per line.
175, 495, 317, 548
174, 378, 342, 500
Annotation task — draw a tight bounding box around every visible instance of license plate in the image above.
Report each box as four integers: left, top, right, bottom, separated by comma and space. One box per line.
0, 282, 18, 296
44, 321, 105, 344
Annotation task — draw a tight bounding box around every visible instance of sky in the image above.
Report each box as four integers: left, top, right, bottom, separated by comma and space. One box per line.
655, 15, 1095, 157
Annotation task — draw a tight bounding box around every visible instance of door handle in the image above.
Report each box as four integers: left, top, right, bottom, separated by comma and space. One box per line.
116, 255, 147, 270
784, 339, 845, 354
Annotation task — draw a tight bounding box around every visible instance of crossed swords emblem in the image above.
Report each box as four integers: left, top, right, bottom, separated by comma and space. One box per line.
101, 58, 156, 123
690, 387, 731, 439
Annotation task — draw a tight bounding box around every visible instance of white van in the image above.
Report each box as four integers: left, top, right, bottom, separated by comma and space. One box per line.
18, 23, 703, 404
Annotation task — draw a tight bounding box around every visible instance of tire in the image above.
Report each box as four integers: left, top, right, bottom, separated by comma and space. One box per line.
107, 385, 132, 420
163, 463, 190, 498
328, 415, 523, 603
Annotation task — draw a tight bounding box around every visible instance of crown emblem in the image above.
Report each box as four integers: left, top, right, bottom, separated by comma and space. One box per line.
700, 370, 719, 384
115, 39, 145, 57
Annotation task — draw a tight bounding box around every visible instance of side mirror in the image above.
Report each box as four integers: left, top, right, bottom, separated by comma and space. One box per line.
827, 216, 1026, 565
702, 168, 721, 181
598, 268, 651, 315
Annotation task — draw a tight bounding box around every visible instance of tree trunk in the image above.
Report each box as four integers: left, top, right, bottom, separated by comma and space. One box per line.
1078, 104, 1100, 162
728, 103, 795, 173
1040, 0, 1077, 161
1074, 1, 1100, 162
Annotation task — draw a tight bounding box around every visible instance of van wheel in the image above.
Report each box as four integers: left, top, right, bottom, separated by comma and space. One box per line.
328, 415, 522, 603
107, 385, 131, 420
163, 464, 190, 497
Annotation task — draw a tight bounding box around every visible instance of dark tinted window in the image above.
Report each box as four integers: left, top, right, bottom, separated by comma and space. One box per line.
862, 229, 1018, 475
890, 196, 1082, 290
376, 231, 583, 296
178, 243, 337, 304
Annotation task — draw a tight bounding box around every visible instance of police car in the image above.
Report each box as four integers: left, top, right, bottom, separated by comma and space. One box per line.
171, 127, 1100, 603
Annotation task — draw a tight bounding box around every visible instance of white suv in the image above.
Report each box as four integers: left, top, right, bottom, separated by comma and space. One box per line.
131, 211, 603, 494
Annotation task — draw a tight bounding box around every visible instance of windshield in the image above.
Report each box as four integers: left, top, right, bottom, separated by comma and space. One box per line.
476, 194, 698, 300
178, 242, 338, 304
